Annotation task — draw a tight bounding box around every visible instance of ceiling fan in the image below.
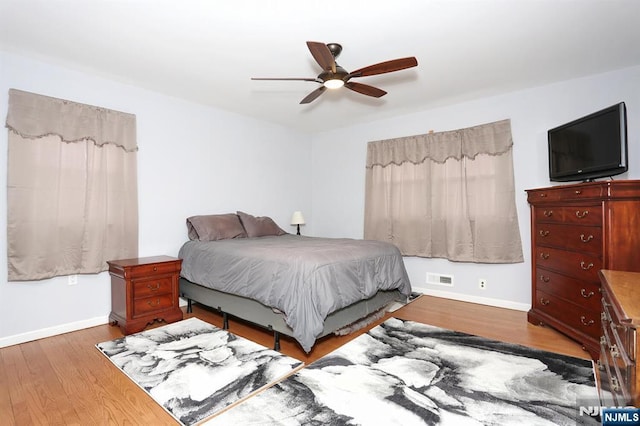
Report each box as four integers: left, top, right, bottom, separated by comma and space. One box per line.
251, 41, 418, 104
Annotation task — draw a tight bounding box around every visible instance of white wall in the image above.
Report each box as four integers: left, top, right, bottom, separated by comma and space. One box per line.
0, 51, 312, 346
310, 65, 640, 310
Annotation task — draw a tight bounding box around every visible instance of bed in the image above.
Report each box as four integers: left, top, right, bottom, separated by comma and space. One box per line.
178, 212, 412, 352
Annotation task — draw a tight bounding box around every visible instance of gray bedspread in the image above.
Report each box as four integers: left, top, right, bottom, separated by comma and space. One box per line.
178, 235, 411, 352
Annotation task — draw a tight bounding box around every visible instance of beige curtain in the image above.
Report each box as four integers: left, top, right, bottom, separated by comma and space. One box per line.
364, 119, 523, 263
5, 89, 138, 281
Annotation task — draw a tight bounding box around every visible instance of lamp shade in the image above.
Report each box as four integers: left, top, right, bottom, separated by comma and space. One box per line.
290, 211, 305, 225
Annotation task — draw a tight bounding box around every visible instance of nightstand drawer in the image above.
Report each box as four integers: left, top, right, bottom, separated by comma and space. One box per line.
133, 294, 176, 317
125, 261, 181, 279
132, 276, 173, 299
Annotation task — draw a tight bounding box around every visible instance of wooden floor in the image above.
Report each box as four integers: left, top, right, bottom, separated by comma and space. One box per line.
0, 295, 589, 425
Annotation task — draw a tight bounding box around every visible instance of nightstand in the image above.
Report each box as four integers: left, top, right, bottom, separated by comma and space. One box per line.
108, 256, 183, 335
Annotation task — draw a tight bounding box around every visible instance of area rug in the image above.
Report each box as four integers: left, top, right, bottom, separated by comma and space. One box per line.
205, 317, 599, 425
96, 317, 303, 425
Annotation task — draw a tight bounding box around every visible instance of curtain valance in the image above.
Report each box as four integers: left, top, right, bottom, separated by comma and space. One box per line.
6, 88, 137, 152
366, 118, 512, 167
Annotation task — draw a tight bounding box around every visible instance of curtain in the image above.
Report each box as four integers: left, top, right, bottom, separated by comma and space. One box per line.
5, 89, 138, 281
364, 119, 523, 263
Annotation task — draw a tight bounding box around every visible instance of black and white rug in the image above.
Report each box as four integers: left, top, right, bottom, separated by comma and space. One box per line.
96, 317, 303, 425
205, 318, 599, 425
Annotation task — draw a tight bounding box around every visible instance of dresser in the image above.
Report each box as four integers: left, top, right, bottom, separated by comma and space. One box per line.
108, 256, 183, 335
526, 180, 640, 359
598, 269, 639, 407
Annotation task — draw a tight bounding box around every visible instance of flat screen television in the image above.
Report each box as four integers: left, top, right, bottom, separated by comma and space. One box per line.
548, 102, 628, 182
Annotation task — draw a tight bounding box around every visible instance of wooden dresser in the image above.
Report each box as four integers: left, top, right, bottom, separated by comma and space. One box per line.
526, 180, 640, 359
598, 270, 639, 407
108, 256, 183, 335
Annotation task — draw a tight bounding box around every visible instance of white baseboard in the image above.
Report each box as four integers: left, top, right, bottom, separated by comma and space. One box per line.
413, 286, 531, 312
0, 315, 110, 348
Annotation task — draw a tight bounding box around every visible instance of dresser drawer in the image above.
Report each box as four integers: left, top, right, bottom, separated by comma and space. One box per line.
601, 322, 633, 403
535, 246, 602, 281
133, 276, 174, 299
528, 185, 605, 203
535, 223, 602, 254
133, 294, 176, 317
536, 268, 600, 312
536, 290, 601, 339
534, 205, 602, 226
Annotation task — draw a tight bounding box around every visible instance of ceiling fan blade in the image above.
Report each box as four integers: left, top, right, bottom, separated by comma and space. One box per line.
347, 57, 418, 78
300, 86, 327, 104
345, 82, 387, 98
306, 41, 337, 73
251, 77, 319, 82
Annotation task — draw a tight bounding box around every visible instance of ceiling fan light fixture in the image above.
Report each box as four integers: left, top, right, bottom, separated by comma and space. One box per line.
323, 78, 344, 89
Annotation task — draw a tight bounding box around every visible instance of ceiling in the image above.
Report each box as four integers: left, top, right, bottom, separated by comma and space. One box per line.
1, 0, 639, 133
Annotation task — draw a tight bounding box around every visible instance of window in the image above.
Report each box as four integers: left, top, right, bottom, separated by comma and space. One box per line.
5, 89, 138, 281
364, 119, 523, 263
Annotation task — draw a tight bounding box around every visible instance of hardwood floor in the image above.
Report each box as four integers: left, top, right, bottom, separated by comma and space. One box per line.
0, 295, 589, 425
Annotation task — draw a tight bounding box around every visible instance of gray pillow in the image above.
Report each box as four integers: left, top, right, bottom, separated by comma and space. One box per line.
186, 213, 247, 241
237, 211, 287, 238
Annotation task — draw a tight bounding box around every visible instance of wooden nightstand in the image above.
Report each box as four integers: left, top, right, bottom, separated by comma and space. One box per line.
108, 256, 183, 335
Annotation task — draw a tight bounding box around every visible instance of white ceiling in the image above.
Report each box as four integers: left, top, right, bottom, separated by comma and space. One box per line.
1, 0, 639, 133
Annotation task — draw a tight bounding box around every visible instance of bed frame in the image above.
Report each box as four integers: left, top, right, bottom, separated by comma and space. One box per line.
179, 277, 403, 351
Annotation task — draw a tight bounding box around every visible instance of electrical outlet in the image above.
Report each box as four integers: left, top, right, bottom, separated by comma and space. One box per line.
68, 274, 78, 286
478, 278, 487, 290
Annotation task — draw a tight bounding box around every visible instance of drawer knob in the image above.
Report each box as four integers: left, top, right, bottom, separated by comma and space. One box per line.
580, 234, 594, 243
540, 274, 550, 283
147, 298, 161, 307
153, 266, 158, 271
543, 210, 553, 217
580, 316, 595, 326
580, 288, 595, 298
610, 344, 620, 358
540, 298, 550, 306
575, 190, 583, 195
580, 261, 594, 270
540, 252, 550, 260
539, 230, 550, 237
147, 282, 161, 291
611, 377, 620, 392
575, 210, 589, 219
539, 193, 547, 198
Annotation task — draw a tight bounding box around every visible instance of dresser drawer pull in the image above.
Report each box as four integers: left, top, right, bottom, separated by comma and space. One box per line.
580, 316, 595, 326
580, 288, 595, 298
539, 230, 550, 237
611, 377, 620, 392
540, 274, 550, 283
539, 193, 547, 198
610, 344, 620, 358
147, 282, 161, 291
575, 210, 589, 219
540, 298, 550, 306
580, 261, 594, 270
579, 234, 594, 243
153, 266, 158, 271
540, 252, 550, 260
575, 190, 583, 195
543, 210, 553, 217
147, 298, 161, 307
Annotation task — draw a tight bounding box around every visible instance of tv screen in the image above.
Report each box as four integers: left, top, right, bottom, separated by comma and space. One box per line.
548, 102, 628, 182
